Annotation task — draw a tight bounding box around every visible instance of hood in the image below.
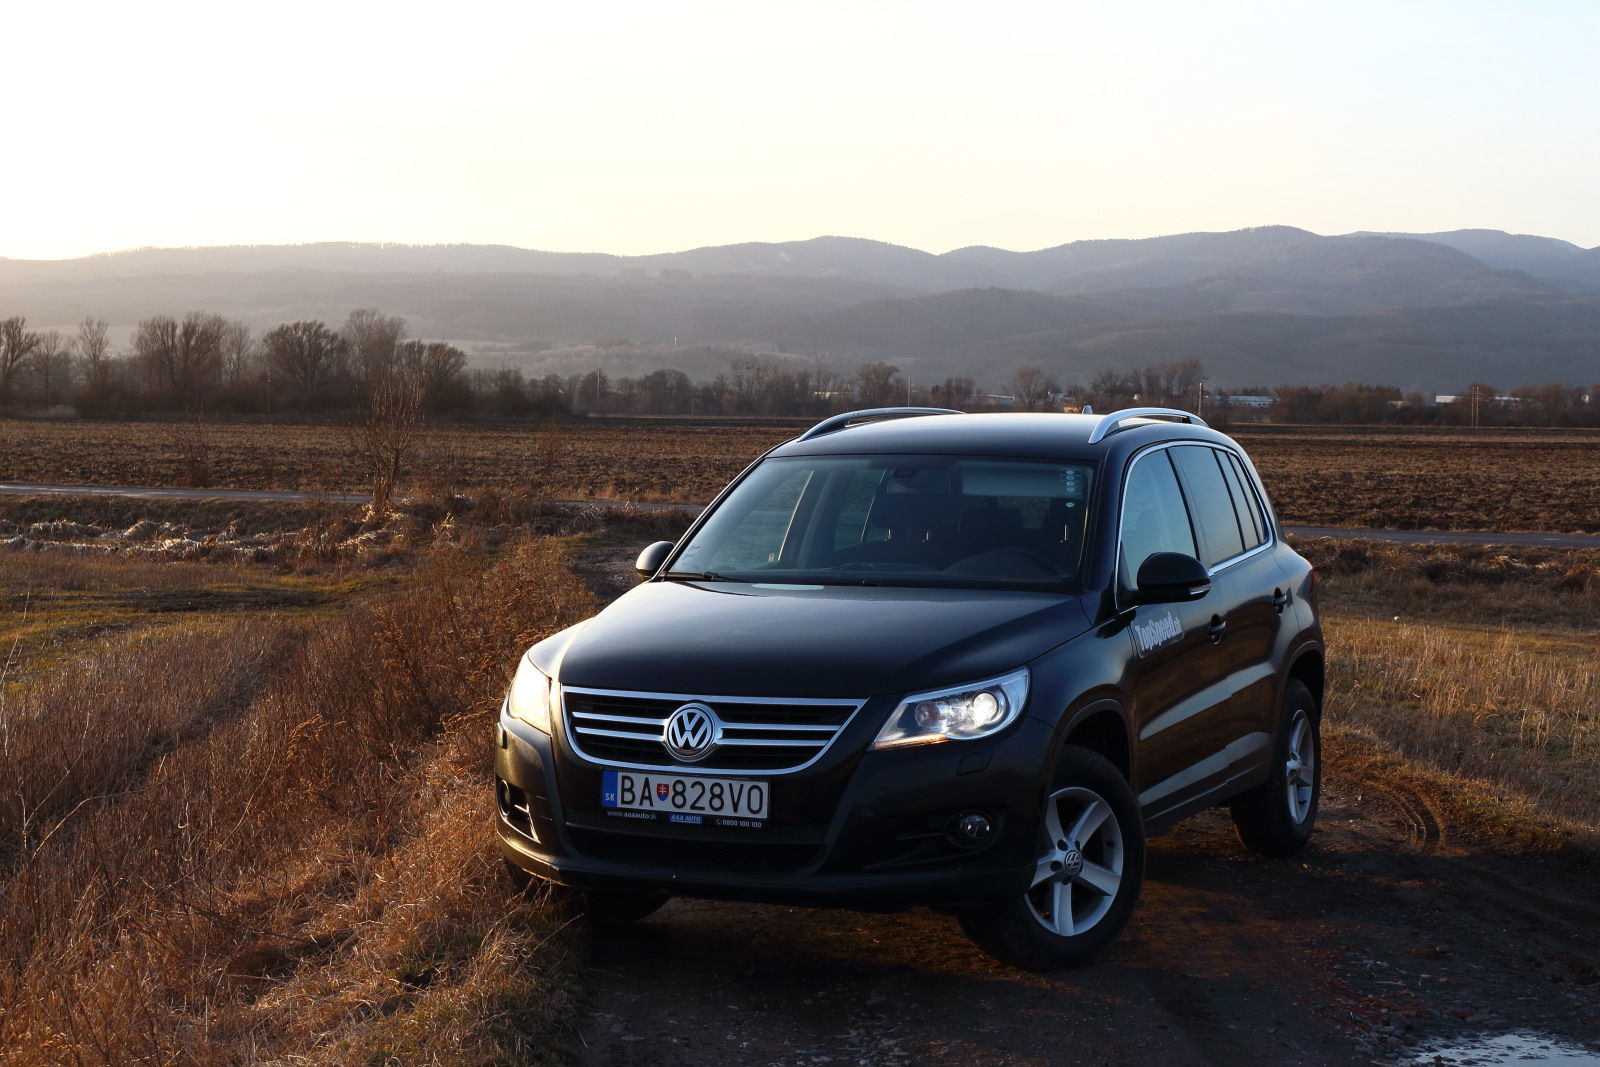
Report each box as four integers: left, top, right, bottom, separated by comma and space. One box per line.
555, 579, 1092, 699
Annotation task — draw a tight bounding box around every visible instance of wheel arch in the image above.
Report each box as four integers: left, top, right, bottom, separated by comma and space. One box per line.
1053, 698, 1132, 783
1287, 647, 1325, 719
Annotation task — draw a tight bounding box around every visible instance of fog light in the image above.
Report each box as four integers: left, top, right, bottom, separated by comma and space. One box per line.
952, 811, 993, 846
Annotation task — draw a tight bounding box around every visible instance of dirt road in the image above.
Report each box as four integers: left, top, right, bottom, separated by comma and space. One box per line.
572, 750, 1600, 1066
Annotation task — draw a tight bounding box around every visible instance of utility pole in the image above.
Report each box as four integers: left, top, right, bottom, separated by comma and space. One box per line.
1197, 381, 1205, 416
1471, 385, 1481, 429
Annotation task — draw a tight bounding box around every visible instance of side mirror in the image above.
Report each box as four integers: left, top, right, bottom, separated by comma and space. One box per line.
1131, 552, 1210, 605
634, 540, 675, 579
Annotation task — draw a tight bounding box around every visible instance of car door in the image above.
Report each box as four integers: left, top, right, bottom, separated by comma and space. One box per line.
1167, 445, 1286, 781
1116, 446, 1236, 818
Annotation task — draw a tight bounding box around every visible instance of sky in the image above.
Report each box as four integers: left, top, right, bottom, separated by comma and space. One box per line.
3, 0, 1598, 260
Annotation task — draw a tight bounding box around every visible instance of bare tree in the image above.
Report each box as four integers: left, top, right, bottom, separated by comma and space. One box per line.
343, 309, 405, 395
934, 376, 976, 408
262, 320, 348, 401
220, 320, 254, 384
0, 317, 42, 403
134, 312, 227, 409
75, 316, 112, 392
852, 362, 902, 407
32, 331, 73, 408
348, 372, 423, 513
1010, 366, 1061, 411
397, 340, 467, 413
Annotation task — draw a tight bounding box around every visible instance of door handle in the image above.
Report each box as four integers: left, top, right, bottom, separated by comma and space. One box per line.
1272, 588, 1289, 615
1208, 614, 1228, 643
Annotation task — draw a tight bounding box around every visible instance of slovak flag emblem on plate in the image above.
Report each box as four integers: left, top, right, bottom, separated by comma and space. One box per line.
656, 783, 670, 800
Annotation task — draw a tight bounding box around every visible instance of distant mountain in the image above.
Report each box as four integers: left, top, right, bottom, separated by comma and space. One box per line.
943, 294, 1600, 394
1360, 229, 1600, 292
768, 288, 1143, 357
2, 227, 1597, 391
0, 267, 909, 345
1, 227, 1564, 301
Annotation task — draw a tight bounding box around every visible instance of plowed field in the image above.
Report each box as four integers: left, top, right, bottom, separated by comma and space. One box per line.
4, 418, 1598, 532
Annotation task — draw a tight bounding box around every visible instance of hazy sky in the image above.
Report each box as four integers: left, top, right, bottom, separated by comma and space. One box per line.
5, 0, 1598, 260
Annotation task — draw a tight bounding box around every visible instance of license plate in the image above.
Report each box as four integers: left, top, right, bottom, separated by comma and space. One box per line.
601, 770, 769, 820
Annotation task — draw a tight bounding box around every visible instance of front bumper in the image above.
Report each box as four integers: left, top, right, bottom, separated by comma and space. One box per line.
494, 707, 1050, 910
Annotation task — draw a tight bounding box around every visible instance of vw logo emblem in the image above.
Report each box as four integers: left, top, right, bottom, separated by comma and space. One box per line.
663, 702, 719, 762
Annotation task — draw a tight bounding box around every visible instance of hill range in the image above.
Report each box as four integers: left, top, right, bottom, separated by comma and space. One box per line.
3, 226, 1599, 393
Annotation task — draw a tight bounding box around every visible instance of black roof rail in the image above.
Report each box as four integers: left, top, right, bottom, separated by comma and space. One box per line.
1085, 407, 1208, 445
795, 407, 964, 442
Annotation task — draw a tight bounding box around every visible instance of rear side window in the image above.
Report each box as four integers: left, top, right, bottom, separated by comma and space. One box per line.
1216, 451, 1265, 551
1224, 452, 1270, 544
1170, 446, 1245, 566
1119, 450, 1196, 587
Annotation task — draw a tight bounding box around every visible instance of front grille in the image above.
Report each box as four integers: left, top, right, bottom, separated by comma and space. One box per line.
563, 687, 862, 773
567, 827, 820, 875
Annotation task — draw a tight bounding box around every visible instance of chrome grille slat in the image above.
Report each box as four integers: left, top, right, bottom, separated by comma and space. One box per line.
720, 723, 838, 734
562, 686, 864, 775
578, 726, 663, 741
572, 711, 664, 726
714, 738, 825, 748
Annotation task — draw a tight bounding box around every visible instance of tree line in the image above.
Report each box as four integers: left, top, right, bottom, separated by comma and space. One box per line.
0, 310, 514, 418
1, 312, 1596, 427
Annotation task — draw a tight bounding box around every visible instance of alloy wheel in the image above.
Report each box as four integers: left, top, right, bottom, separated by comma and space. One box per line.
1284, 708, 1317, 825
1027, 785, 1125, 937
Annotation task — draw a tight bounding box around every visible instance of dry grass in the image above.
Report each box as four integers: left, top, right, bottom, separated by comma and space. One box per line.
1308, 537, 1600, 827
0, 537, 597, 1065
1329, 617, 1600, 824
1325, 727, 1599, 858
1294, 536, 1600, 629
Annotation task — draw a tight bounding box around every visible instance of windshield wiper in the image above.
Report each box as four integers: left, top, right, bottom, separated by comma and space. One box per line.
663, 570, 744, 582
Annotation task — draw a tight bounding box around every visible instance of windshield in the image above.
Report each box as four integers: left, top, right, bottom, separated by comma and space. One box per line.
667, 455, 1093, 591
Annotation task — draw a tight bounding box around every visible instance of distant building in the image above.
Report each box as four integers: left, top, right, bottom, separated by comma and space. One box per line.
1434, 395, 1523, 405
1215, 394, 1275, 409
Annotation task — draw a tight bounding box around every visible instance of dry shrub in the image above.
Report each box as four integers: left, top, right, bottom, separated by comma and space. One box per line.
0, 537, 595, 1065
526, 422, 569, 495
169, 418, 215, 489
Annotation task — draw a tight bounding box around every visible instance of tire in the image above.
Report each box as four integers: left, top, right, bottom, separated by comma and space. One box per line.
1230, 678, 1320, 856
959, 746, 1145, 971
502, 862, 669, 926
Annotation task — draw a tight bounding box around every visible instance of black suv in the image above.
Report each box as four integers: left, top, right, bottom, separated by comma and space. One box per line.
496, 407, 1324, 969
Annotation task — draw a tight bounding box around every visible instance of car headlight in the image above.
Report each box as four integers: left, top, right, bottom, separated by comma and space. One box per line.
506, 655, 557, 734
871, 668, 1030, 749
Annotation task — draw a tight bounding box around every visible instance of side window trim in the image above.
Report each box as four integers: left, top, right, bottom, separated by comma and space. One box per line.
1231, 451, 1272, 545
1211, 447, 1258, 552
1185, 445, 1276, 573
